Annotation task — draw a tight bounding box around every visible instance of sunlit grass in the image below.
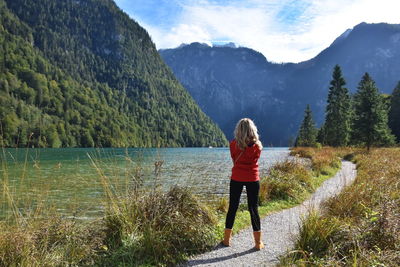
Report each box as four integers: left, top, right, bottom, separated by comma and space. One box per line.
281, 147, 400, 266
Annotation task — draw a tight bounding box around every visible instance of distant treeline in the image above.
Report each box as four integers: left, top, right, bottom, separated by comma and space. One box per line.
296, 65, 400, 149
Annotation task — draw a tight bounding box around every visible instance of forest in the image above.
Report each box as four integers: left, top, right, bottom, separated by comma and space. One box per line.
0, 0, 227, 148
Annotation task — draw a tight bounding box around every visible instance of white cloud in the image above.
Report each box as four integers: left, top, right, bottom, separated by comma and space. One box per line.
163, 24, 213, 47
132, 0, 400, 63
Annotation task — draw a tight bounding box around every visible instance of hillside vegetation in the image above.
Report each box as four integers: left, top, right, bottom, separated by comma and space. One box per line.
0, 0, 227, 147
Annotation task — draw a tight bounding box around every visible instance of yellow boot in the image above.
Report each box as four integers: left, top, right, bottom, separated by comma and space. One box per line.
253, 231, 265, 250
222, 228, 232, 246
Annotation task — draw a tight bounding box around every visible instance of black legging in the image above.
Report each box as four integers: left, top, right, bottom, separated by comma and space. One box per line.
225, 179, 261, 231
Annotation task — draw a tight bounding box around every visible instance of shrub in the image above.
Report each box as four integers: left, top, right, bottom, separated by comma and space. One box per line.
101, 186, 218, 266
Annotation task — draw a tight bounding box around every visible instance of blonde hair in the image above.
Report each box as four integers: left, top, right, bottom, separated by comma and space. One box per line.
234, 118, 263, 150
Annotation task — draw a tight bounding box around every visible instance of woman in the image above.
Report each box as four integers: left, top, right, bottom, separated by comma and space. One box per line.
222, 118, 264, 250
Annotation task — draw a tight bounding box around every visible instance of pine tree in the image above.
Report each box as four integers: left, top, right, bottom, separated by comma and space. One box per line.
295, 104, 317, 147
352, 73, 395, 150
324, 65, 352, 146
317, 123, 327, 145
389, 81, 400, 143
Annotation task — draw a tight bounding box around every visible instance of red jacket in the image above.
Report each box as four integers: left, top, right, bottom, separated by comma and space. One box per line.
230, 139, 261, 182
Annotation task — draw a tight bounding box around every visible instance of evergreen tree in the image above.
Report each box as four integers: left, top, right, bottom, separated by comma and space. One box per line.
316, 123, 327, 145
324, 65, 352, 146
295, 104, 317, 147
352, 73, 395, 150
388, 81, 400, 143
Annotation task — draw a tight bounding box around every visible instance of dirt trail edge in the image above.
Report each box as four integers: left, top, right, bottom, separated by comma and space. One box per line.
182, 160, 357, 267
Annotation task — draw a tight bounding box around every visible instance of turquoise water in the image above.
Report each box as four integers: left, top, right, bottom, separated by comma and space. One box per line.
1, 147, 289, 219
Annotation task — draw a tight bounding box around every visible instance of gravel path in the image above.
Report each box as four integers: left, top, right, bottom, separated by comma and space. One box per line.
182, 161, 357, 267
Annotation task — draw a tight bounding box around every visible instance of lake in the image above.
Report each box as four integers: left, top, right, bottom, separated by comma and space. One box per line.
0, 147, 289, 219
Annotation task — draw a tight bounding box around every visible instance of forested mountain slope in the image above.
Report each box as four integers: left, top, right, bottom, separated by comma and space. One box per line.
0, 0, 227, 147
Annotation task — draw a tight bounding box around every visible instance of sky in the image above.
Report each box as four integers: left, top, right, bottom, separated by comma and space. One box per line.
114, 0, 400, 63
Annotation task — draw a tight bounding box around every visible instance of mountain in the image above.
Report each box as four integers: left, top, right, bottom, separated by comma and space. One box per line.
160, 23, 400, 146
0, 0, 227, 147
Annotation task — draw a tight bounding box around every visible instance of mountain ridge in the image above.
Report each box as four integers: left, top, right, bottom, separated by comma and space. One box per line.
160, 22, 400, 145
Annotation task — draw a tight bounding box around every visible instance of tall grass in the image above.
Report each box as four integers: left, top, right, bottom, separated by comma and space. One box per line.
259, 159, 313, 204
281, 148, 400, 266
101, 186, 217, 265
0, 149, 219, 266
0, 148, 110, 265
0, 146, 350, 266
0, 217, 105, 266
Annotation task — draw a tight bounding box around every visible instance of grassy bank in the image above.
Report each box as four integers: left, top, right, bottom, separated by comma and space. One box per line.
0, 147, 346, 266
280, 148, 400, 266
0, 152, 219, 266
0, 187, 217, 266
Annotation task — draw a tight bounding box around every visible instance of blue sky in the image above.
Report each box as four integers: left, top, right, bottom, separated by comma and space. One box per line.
115, 0, 400, 63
